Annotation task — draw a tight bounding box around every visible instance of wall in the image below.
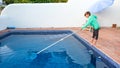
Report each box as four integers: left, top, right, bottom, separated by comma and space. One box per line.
0, 0, 119, 30
96, 0, 120, 27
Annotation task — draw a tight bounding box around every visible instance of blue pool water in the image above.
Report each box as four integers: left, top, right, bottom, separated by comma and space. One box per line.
0, 30, 119, 68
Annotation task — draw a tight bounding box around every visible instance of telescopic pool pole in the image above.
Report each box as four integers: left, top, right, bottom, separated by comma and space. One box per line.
37, 30, 81, 54
29, 29, 81, 60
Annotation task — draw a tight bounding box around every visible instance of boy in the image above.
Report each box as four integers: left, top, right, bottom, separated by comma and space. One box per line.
81, 11, 100, 45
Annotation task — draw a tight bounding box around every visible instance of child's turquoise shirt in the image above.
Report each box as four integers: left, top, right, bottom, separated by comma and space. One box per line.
82, 15, 100, 30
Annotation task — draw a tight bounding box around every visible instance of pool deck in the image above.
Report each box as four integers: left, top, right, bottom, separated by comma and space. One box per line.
0, 27, 120, 65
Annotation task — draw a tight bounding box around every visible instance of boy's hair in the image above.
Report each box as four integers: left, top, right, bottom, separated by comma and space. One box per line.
84, 11, 91, 16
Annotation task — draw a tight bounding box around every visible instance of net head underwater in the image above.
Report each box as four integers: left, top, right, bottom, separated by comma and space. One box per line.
0, 30, 119, 68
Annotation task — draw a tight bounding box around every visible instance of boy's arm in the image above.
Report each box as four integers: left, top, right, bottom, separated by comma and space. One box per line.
81, 18, 92, 30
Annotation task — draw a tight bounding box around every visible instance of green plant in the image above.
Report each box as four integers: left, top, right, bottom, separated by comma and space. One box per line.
3, 0, 68, 4
0, 6, 5, 10
3, 0, 14, 5
61, 0, 68, 2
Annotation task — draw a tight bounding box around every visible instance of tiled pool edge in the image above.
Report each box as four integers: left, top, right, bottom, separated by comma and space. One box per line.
72, 31, 120, 68
0, 29, 119, 68
0, 30, 72, 40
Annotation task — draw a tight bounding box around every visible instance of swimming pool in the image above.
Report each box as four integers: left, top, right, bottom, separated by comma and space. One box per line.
0, 30, 119, 68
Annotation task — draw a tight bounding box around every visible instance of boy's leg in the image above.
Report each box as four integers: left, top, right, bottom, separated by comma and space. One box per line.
93, 39, 97, 45
91, 29, 95, 44
91, 38, 94, 43
93, 29, 99, 45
